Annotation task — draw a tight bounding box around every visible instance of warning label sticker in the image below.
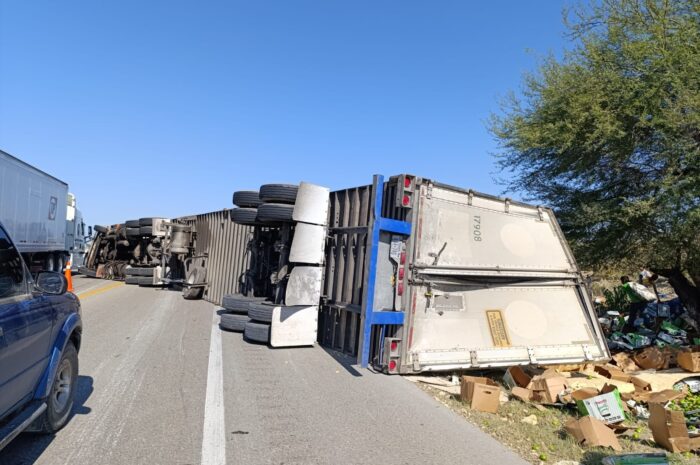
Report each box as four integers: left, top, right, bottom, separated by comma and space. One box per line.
486, 310, 510, 347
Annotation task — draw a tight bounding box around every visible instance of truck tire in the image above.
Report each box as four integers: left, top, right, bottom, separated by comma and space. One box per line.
140, 226, 153, 235
182, 286, 203, 300
230, 208, 258, 226
248, 301, 274, 323
39, 342, 78, 433
256, 203, 294, 223
125, 267, 154, 277
259, 184, 298, 204
244, 321, 271, 343
125, 219, 140, 228
126, 227, 141, 237
125, 276, 139, 285
80, 267, 97, 278
139, 217, 160, 226
94, 225, 108, 234
221, 294, 253, 313
219, 314, 249, 332
232, 191, 262, 208
138, 276, 155, 286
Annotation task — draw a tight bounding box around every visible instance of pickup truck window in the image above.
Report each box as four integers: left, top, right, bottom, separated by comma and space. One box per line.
0, 228, 28, 300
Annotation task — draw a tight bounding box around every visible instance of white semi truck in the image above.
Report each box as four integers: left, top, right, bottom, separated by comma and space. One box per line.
0, 150, 88, 272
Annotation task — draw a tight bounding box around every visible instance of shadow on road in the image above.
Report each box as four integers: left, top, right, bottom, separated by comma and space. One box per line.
321, 347, 364, 377
0, 375, 94, 465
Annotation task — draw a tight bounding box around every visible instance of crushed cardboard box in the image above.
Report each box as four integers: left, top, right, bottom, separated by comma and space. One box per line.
595, 364, 632, 382
460, 376, 501, 413
612, 352, 641, 373
649, 402, 700, 453
634, 347, 667, 371
565, 416, 622, 451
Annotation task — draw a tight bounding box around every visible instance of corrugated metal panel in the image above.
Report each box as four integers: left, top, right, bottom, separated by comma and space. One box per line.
319, 177, 405, 357
192, 210, 252, 306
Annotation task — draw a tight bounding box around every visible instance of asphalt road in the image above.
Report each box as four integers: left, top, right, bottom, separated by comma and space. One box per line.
1, 275, 527, 465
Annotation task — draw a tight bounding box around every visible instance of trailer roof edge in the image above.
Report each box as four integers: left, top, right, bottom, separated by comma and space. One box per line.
0, 149, 69, 187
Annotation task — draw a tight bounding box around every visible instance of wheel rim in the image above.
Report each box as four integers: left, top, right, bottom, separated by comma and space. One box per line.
52, 359, 72, 412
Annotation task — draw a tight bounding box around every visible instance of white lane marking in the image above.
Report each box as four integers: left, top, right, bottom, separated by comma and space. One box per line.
201, 309, 226, 465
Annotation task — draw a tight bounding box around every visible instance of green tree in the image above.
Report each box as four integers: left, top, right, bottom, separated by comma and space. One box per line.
490, 0, 700, 316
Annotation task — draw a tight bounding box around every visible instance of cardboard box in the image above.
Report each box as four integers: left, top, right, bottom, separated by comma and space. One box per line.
678, 349, 700, 373
634, 347, 666, 370
503, 366, 531, 389
574, 389, 626, 424
460, 376, 500, 413
595, 364, 632, 382
528, 370, 569, 404
649, 402, 700, 453
511, 386, 540, 403
612, 352, 641, 373
565, 416, 622, 451
630, 376, 652, 392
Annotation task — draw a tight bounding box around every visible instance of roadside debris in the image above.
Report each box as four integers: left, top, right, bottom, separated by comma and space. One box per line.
565, 416, 622, 451
460, 376, 501, 413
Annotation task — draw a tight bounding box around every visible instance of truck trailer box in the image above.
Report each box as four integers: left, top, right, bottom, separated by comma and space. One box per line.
0, 150, 68, 256
319, 174, 610, 373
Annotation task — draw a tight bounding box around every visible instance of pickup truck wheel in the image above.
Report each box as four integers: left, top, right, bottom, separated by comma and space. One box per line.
231, 208, 259, 226
232, 191, 262, 208
219, 314, 249, 332
248, 301, 274, 323
40, 342, 78, 433
244, 321, 271, 343
259, 184, 298, 204
94, 225, 108, 234
256, 203, 294, 223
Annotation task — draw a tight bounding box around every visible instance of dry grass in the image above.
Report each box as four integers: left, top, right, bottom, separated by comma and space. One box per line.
416, 383, 700, 465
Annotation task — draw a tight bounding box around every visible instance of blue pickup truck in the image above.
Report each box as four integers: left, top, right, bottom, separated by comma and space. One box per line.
0, 222, 82, 451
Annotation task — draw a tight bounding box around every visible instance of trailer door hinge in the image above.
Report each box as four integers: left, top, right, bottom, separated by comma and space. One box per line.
504, 198, 511, 213
470, 350, 479, 367
467, 189, 474, 206
537, 206, 545, 222
527, 347, 537, 364
581, 344, 593, 361
426, 182, 433, 199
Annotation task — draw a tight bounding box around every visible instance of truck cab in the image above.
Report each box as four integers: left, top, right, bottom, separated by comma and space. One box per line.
0, 222, 82, 451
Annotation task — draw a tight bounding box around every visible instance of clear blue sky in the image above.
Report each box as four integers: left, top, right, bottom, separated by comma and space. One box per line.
0, 1, 568, 227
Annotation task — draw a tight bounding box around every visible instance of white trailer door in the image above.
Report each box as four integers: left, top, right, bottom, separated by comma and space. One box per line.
405, 182, 609, 371
413, 184, 576, 277
406, 282, 608, 371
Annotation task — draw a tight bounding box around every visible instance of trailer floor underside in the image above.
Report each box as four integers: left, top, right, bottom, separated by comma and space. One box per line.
0, 276, 526, 465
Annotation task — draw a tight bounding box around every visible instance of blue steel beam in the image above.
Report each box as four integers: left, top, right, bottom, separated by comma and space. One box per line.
359, 175, 412, 368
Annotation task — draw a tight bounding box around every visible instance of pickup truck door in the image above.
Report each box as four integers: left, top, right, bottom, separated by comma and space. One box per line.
0, 227, 54, 418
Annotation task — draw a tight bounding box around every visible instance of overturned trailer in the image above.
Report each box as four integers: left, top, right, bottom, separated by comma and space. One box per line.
319, 175, 609, 373
195, 174, 610, 374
